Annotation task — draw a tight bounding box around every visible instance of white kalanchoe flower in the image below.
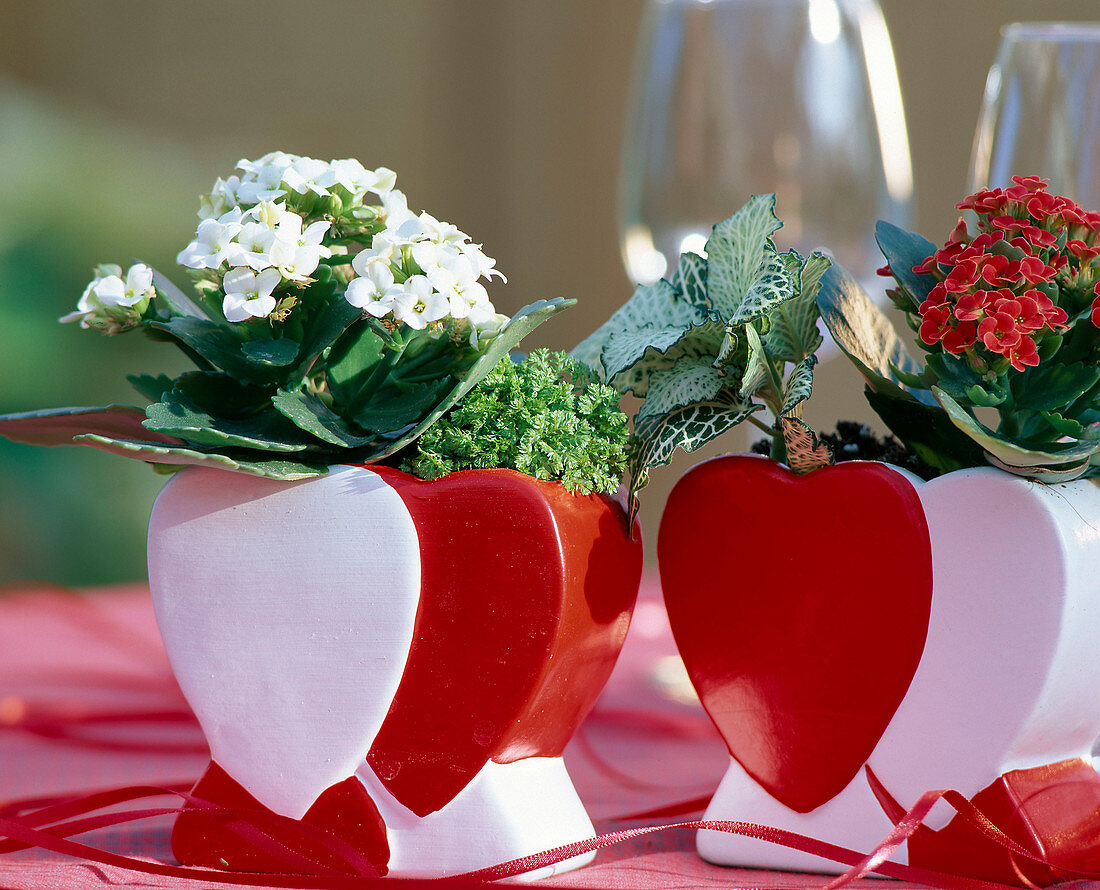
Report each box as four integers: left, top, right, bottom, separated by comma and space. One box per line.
198, 176, 242, 220
232, 220, 278, 271
282, 156, 335, 197
269, 215, 332, 282
178, 208, 244, 270
345, 258, 407, 317
391, 275, 450, 330
61, 263, 156, 332
427, 256, 490, 321
222, 267, 281, 322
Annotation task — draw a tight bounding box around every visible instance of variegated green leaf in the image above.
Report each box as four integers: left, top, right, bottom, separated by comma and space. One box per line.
636, 360, 726, 422
781, 355, 817, 416
705, 194, 784, 319
668, 251, 708, 310
609, 320, 727, 398
601, 325, 696, 382
572, 279, 704, 375
780, 416, 833, 474
935, 387, 1100, 476
727, 247, 797, 326
765, 251, 829, 363
73, 435, 329, 479
738, 324, 769, 400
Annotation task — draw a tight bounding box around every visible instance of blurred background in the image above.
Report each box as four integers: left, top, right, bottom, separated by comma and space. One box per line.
0, 0, 1096, 583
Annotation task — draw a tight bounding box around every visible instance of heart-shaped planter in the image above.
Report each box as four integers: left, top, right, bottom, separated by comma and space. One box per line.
658, 454, 1100, 885
148, 464, 641, 880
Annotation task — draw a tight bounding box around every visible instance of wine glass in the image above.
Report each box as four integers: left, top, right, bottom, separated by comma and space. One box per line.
618, 0, 914, 297
968, 22, 1100, 205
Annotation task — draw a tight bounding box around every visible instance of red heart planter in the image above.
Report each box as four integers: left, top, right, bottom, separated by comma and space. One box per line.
149, 465, 642, 877
658, 455, 933, 813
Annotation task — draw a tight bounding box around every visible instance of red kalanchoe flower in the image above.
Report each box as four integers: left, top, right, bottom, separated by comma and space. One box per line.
1067, 240, 1100, 263
993, 294, 1045, 334
954, 289, 996, 322
978, 311, 1022, 353
1003, 334, 1040, 372
1017, 255, 1056, 284
1030, 291, 1068, 329
942, 321, 978, 354
1092, 283, 1100, 329
919, 303, 953, 345
876, 263, 893, 277
943, 258, 981, 293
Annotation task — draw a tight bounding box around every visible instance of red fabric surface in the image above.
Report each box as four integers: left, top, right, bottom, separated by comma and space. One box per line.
0, 578, 1013, 889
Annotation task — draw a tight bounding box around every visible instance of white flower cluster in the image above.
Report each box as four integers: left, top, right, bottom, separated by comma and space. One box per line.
178, 152, 507, 331
61, 263, 156, 333
346, 200, 506, 331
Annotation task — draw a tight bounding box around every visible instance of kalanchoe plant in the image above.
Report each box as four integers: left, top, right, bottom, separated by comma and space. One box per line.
574, 194, 833, 520
818, 174, 1100, 482
0, 152, 589, 483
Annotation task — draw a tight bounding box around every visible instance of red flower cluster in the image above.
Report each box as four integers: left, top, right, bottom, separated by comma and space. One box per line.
908, 176, 1100, 373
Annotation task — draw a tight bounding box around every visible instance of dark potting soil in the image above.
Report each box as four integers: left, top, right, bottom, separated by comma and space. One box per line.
751, 421, 940, 480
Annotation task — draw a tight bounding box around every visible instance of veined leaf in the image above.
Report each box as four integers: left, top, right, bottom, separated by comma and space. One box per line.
601, 324, 696, 382
74, 435, 328, 480
609, 319, 727, 398
0, 405, 182, 447
781, 355, 817, 416
572, 279, 704, 374
765, 251, 829, 363
875, 221, 938, 305
706, 194, 783, 319
817, 263, 931, 404
271, 389, 375, 448
668, 251, 709, 310
738, 323, 770, 400
935, 387, 1100, 474
368, 298, 574, 460
635, 359, 726, 423
780, 416, 832, 474
727, 247, 797, 326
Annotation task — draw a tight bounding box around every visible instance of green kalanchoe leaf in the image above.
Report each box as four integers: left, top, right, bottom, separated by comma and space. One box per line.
149, 317, 273, 385
875, 221, 938, 306
1014, 362, 1100, 413
241, 338, 301, 367
74, 435, 328, 479
0, 405, 182, 448
817, 263, 931, 404
127, 374, 176, 404
271, 388, 375, 448
865, 389, 985, 474
144, 390, 315, 453
934, 386, 1100, 479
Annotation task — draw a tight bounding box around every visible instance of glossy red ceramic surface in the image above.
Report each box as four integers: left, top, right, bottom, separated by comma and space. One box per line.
658, 456, 933, 813
368, 467, 641, 816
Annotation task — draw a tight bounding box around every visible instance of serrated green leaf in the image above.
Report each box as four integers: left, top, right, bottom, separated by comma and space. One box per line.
144, 390, 314, 452
925, 353, 1004, 406
271, 389, 374, 447
635, 360, 726, 422
127, 374, 176, 403
875, 221, 938, 305
705, 194, 783, 318
817, 263, 932, 404
572, 279, 703, 375
935, 386, 1100, 473
149, 316, 271, 384
738, 323, 769, 400
290, 297, 365, 383
727, 248, 797, 326
765, 251, 829, 363
1040, 410, 1100, 440
781, 356, 817, 416
0, 405, 182, 447
74, 435, 329, 479
356, 380, 454, 436
1015, 362, 1100, 412
965, 384, 1007, 408
780, 415, 832, 474
242, 338, 301, 367
369, 298, 574, 460
668, 251, 708, 310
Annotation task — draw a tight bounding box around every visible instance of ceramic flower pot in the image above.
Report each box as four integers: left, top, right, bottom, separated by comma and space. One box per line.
658, 454, 1100, 886
147, 464, 642, 880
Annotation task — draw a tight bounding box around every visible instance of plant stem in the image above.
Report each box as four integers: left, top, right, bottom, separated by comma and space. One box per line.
747, 414, 777, 439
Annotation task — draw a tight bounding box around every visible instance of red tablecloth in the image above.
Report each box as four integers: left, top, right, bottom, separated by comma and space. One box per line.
0, 579, 964, 889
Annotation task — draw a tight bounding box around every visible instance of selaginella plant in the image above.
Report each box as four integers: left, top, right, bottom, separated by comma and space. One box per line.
817, 174, 1100, 482
0, 152, 627, 493
574, 194, 833, 520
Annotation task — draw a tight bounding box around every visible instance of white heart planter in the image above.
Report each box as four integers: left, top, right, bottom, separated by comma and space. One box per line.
148, 464, 642, 879
658, 457, 1100, 886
